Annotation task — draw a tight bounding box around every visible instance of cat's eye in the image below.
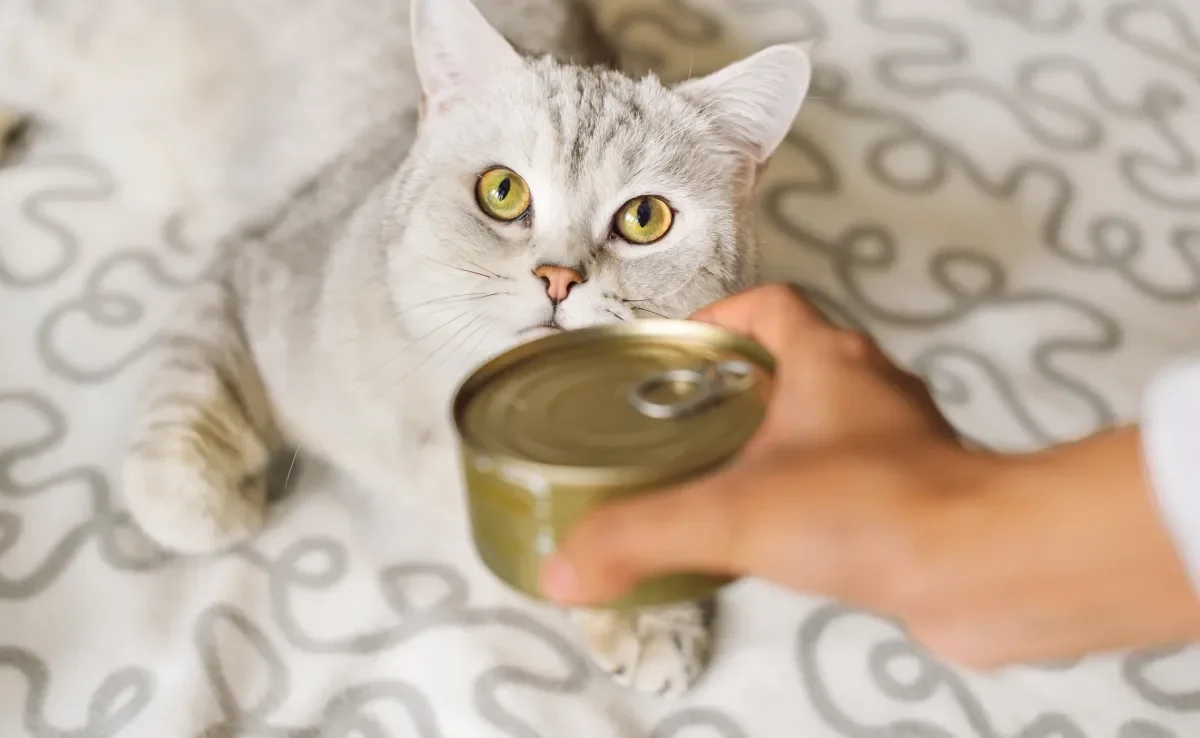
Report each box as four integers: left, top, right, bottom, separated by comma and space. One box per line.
614, 196, 674, 245
477, 167, 532, 221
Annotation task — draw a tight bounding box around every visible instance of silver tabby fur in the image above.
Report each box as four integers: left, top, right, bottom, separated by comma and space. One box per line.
0, 0, 811, 696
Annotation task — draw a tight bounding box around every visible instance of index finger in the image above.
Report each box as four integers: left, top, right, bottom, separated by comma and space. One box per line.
540, 448, 889, 608
690, 283, 827, 357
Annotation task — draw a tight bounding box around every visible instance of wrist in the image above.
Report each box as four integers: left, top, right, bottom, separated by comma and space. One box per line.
902, 427, 1200, 669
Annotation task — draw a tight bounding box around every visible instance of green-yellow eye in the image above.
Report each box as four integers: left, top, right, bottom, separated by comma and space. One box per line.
476, 167, 531, 221
615, 196, 674, 245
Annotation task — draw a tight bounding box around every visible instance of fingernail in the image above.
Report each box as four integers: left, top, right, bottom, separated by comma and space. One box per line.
540, 555, 578, 602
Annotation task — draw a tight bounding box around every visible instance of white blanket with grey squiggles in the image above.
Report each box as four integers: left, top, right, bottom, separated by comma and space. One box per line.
3, 0, 1200, 735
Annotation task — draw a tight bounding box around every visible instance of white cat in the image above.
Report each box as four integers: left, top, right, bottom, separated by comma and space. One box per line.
2, 0, 811, 696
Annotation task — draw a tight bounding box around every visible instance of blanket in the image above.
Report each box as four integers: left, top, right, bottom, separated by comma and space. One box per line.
3, 0, 1199, 735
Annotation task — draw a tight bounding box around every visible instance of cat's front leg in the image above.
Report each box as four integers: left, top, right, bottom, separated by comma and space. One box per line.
574, 599, 714, 697
122, 274, 282, 554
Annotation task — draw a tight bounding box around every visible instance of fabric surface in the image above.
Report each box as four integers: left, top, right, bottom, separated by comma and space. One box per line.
4, 0, 1200, 735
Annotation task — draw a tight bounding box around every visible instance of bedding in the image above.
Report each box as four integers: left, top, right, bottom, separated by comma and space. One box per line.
2, 0, 1199, 735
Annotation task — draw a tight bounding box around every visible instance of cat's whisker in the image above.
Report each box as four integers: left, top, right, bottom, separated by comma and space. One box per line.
620, 251, 712, 305
393, 291, 504, 317
419, 254, 508, 281
332, 306, 446, 348
433, 319, 491, 374
627, 304, 669, 319
331, 292, 509, 347
281, 445, 302, 494
376, 312, 485, 397
417, 266, 485, 284
460, 257, 504, 279
422, 314, 485, 370
423, 265, 488, 282
462, 324, 494, 365
358, 308, 475, 389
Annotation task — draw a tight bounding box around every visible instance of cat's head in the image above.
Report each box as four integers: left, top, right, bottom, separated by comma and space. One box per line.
383, 0, 811, 364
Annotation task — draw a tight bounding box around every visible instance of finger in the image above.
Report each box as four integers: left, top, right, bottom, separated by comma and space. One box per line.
541, 450, 913, 609
539, 470, 743, 606
689, 283, 827, 357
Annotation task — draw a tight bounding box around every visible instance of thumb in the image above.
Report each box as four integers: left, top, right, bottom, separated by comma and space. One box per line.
539, 469, 745, 606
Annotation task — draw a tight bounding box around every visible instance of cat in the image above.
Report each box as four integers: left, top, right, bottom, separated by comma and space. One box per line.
2, 0, 812, 696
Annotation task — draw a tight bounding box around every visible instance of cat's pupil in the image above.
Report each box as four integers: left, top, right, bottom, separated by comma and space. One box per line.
496, 177, 511, 202
637, 198, 652, 228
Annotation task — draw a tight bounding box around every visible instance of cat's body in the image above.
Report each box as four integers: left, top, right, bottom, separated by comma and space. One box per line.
3, 0, 811, 696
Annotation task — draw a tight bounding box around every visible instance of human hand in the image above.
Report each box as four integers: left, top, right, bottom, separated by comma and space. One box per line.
539, 283, 975, 608
538, 284, 1200, 668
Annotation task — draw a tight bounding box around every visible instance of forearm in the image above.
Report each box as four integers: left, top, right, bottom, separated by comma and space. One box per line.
901, 426, 1200, 669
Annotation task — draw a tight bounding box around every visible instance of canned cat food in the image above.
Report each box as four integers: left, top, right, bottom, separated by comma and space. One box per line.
452, 319, 775, 609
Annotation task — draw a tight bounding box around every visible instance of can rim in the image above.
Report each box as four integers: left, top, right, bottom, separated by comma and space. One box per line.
452, 319, 775, 487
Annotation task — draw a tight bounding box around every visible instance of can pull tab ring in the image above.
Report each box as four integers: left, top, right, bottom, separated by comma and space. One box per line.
628, 359, 757, 419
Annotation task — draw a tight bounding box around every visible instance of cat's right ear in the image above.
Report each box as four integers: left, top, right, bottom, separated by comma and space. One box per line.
673, 43, 813, 167
411, 0, 525, 119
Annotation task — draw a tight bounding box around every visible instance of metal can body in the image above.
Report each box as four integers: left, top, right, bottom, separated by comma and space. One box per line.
452, 319, 774, 609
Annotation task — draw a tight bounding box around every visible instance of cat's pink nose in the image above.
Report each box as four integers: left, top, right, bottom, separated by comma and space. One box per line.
534, 264, 584, 303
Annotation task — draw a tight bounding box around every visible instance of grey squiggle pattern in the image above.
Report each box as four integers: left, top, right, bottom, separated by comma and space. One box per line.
3, 0, 1200, 736
782, 66, 1200, 303
194, 605, 443, 737
1122, 646, 1200, 711
650, 708, 747, 738
969, 0, 1082, 35
1107, 1, 1200, 80
1120, 720, 1180, 738
235, 539, 593, 736
796, 603, 1089, 738
38, 216, 215, 383
0, 391, 172, 600
0, 155, 114, 288
0, 646, 154, 737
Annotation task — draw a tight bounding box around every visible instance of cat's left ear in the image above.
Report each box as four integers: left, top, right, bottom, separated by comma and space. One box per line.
674, 42, 813, 166
411, 0, 525, 118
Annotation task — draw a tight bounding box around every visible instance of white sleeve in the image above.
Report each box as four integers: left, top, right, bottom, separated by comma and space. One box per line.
1141, 354, 1200, 589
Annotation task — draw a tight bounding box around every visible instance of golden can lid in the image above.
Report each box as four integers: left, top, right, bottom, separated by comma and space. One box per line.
453, 320, 774, 486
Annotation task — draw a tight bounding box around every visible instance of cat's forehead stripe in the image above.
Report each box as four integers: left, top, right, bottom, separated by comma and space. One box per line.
566, 74, 600, 178
534, 62, 677, 184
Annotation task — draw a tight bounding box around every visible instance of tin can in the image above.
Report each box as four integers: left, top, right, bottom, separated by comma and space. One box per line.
452, 319, 774, 609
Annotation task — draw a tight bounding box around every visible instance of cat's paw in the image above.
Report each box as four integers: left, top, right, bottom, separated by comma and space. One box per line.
575, 602, 712, 697
122, 452, 269, 555
0, 109, 32, 167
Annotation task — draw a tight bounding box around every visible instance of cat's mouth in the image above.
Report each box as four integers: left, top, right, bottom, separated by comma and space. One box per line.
519, 321, 563, 335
